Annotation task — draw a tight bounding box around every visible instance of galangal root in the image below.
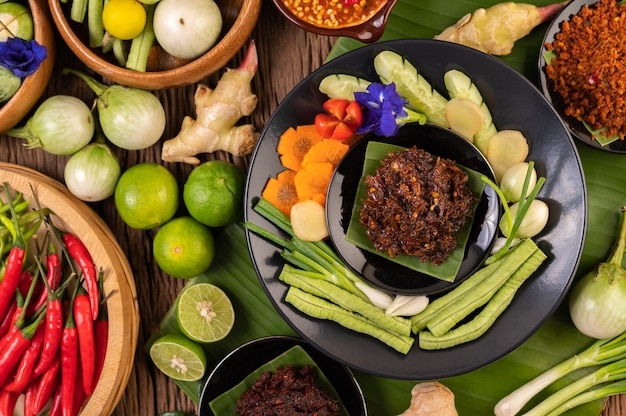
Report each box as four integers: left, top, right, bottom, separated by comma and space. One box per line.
434, 2, 566, 55
161, 40, 259, 165
397, 382, 459, 416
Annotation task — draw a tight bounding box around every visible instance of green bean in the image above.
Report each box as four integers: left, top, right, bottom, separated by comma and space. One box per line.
279, 265, 412, 337
426, 239, 539, 336
418, 248, 547, 350
112, 38, 127, 67
70, 0, 88, 23
87, 0, 104, 48
126, 4, 156, 72
285, 287, 415, 354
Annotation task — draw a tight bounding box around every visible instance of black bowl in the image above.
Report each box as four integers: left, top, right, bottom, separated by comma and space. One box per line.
539, 0, 626, 153
326, 123, 500, 296
197, 336, 367, 416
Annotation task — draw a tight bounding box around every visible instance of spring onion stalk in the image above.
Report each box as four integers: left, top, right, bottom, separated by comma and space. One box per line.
494, 332, 626, 416
546, 379, 626, 416
521, 358, 626, 416
247, 198, 392, 304
385, 294, 429, 317
569, 206, 626, 339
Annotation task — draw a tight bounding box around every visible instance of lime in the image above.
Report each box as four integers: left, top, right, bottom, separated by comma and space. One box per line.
176, 283, 235, 343
153, 216, 215, 279
149, 334, 207, 381
114, 163, 179, 230
183, 160, 245, 228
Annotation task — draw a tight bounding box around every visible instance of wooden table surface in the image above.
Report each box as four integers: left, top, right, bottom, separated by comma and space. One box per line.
1, 1, 625, 415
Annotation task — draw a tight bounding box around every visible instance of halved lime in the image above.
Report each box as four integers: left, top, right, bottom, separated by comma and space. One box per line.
149, 334, 207, 382
176, 283, 235, 343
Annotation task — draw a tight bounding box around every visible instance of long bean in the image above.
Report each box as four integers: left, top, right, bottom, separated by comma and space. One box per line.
418, 248, 547, 350
126, 4, 156, 72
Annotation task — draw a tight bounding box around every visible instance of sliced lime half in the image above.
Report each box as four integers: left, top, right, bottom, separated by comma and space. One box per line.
149, 334, 207, 382
176, 283, 235, 343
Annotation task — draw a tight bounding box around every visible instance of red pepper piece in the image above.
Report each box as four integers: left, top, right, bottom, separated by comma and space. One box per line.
0, 389, 18, 416
63, 233, 99, 321
314, 98, 363, 140
32, 352, 62, 415
74, 288, 96, 396
3, 321, 45, 393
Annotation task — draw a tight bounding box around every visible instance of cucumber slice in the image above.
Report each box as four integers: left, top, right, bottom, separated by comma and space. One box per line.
318, 73, 371, 101
444, 69, 497, 154
373, 50, 449, 128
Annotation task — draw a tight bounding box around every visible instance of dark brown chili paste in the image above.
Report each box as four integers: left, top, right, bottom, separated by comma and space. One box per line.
359, 146, 475, 265
235, 364, 340, 416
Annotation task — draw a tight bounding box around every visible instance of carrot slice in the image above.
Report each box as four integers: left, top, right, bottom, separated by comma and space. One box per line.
302, 139, 350, 169
294, 162, 334, 205
262, 170, 299, 216
277, 125, 325, 171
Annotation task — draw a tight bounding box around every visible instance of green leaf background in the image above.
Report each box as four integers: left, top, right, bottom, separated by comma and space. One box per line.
148, 1, 626, 415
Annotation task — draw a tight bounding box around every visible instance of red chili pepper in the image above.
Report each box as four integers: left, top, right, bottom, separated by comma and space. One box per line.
49, 383, 63, 416
0, 300, 17, 338
23, 376, 38, 416
0, 244, 26, 322
0, 389, 18, 416
93, 292, 108, 389
0, 311, 45, 387
2, 321, 45, 393
30, 247, 60, 316
32, 351, 62, 416
74, 287, 96, 396
61, 291, 79, 416
63, 233, 99, 321
314, 98, 363, 140
32, 294, 63, 378
73, 364, 86, 414
18, 270, 37, 301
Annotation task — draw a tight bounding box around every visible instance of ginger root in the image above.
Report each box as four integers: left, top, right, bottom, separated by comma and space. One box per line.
434, 2, 566, 55
161, 40, 259, 165
397, 382, 458, 416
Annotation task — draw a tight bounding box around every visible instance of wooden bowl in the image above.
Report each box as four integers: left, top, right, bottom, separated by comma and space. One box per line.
0, 163, 139, 416
0, 0, 56, 134
271, 0, 397, 43
47, 0, 262, 90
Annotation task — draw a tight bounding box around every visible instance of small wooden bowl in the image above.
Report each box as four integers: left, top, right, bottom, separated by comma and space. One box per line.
272, 0, 397, 43
0, 0, 56, 134
48, 0, 262, 90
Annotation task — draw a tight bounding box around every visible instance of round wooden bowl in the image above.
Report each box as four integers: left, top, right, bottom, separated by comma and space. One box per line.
271, 0, 397, 43
0, 163, 139, 416
47, 0, 262, 90
0, 0, 56, 134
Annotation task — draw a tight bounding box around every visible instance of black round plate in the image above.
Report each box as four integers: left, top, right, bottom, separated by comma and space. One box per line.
244, 39, 587, 379
539, 0, 626, 153
197, 336, 367, 416
326, 123, 500, 296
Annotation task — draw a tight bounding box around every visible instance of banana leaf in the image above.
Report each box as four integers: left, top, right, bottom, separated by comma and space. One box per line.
148, 1, 626, 414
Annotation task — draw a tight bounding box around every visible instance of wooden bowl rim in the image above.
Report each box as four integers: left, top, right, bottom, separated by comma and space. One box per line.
0, 0, 56, 134
48, 0, 262, 90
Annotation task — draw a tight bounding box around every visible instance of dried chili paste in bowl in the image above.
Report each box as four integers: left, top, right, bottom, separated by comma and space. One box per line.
359, 146, 475, 265
235, 364, 340, 416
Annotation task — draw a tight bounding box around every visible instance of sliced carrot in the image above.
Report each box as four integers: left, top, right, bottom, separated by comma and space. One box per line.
262, 170, 299, 216
294, 162, 334, 205
302, 139, 350, 169
277, 125, 325, 171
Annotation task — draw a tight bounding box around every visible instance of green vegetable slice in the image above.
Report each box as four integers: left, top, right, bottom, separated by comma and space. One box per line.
345, 141, 485, 282
209, 345, 350, 416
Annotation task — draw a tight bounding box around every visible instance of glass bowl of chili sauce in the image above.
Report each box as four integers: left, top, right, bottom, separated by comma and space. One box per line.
272, 0, 397, 43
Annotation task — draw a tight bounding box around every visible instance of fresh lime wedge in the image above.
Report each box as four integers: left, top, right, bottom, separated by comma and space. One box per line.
176, 283, 235, 343
149, 334, 207, 382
